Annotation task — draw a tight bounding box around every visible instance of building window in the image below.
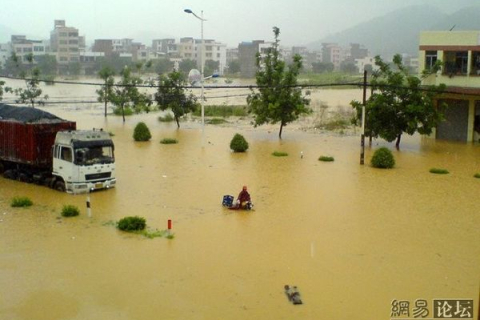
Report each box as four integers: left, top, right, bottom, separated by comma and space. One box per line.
471, 52, 480, 75
444, 51, 468, 75
69, 40, 78, 44
425, 51, 437, 70
60, 40, 67, 44
34, 46, 44, 52
60, 32, 67, 37
69, 32, 78, 37
217, 53, 220, 58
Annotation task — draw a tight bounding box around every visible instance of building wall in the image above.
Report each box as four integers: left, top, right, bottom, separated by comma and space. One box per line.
419, 31, 480, 142
50, 20, 80, 66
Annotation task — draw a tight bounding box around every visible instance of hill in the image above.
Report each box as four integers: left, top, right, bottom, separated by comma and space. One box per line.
307, 5, 480, 57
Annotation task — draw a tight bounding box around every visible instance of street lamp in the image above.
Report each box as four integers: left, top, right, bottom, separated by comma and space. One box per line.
184, 8, 206, 147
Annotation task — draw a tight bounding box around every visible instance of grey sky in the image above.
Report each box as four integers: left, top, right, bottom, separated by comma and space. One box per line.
0, 0, 476, 47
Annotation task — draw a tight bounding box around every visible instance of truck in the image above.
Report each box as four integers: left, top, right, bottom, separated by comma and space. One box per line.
0, 103, 116, 193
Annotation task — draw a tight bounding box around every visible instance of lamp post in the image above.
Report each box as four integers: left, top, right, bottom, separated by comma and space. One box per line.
184, 8, 206, 147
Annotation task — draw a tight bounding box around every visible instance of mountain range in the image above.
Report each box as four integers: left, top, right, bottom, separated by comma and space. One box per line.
307, 5, 480, 57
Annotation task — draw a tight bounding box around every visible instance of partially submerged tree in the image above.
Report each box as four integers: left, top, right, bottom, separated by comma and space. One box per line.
351, 54, 446, 148
247, 27, 311, 139
154, 71, 199, 128
11, 54, 49, 107
96, 66, 115, 117
110, 66, 152, 122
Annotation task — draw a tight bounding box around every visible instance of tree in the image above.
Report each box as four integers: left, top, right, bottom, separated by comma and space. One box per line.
2, 53, 22, 77
153, 58, 174, 75
154, 71, 199, 128
312, 62, 334, 73
179, 59, 197, 76
227, 60, 241, 75
96, 66, 116, 117
247, 27, 311, 139
9, 54, 48, 108
0, 80, 5, 101
110, 66, 152, 122
67, 62, 81, 76
340, 61, 358, 74
36, 55, 57, 77
204, 60, 219, 77
351, 54, 446, 148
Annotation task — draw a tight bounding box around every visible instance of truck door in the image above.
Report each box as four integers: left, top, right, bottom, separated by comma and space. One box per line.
53, 146, 76, 181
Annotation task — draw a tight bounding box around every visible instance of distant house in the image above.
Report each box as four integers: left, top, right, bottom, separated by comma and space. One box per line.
419, 31, 480, 142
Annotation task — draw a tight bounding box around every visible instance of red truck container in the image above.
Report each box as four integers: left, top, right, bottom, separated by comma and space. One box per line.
0, 103, 76, 171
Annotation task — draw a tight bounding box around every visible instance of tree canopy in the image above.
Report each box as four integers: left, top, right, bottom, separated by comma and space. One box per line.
96, 66, 116, 117
154, 71, 199, 128
110, 66, 152, 122
247, 27, 311, 139
351, 54, 446, 148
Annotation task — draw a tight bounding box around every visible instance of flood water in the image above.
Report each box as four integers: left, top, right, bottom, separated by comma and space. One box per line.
0, 80, 479, 320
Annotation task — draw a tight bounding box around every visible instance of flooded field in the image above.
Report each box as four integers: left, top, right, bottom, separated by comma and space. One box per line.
0, 80, 479, 320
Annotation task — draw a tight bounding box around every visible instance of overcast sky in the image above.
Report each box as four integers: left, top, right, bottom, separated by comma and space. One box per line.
0, 0, 476, 47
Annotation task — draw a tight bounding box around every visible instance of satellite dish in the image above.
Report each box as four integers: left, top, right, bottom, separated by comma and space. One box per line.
188, 69, 201, 86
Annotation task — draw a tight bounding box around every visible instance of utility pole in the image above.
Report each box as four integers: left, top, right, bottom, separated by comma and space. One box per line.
360, 70, 367, 165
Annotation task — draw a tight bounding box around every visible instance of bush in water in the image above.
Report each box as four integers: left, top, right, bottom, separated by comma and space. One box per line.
133, 122, 152, 142
371, 147, 395, 169
11, 196, 33, 208
117, 216, 146, 231
61, 205, 80, 217
230, 133, 249, 152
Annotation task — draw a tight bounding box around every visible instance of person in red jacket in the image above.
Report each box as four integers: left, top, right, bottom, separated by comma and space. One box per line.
236, 185, 251, 209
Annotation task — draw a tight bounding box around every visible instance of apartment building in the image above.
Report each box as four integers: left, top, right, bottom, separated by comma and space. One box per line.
420, 31, 480, 142
0, 43, 10, 67
238, 40, 264, 78
50, 20, 82, 71
10, 35, 48, 63
152, 39, 178, 57
322, 43, 344, 71
177, 37, 226, 75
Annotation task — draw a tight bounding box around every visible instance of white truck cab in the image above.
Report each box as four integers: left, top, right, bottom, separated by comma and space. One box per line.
52, 129, 116, 194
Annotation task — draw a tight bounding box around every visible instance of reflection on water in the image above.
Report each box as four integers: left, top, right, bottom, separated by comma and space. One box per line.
1, 94, 479, 320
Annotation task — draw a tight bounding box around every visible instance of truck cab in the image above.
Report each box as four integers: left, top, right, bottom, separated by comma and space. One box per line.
52, 129, 116, 194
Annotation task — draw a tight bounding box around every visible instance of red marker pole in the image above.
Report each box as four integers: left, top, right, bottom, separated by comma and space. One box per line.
167, 219, 172, 233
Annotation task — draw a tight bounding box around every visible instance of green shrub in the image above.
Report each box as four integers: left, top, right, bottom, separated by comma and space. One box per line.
113, 107, 134, 116
11, 197, 33, 208
319, 156, 335, 162
272, 151, 288, 157
474, 173, 480, 179
430, 168, 449, 174
158, 114, 174, 122
371, 147, 395, 169
160, 138, 178, 144
193, 105, 248, 117
61, 205, 80, 217
207, 118, 228, 125
230, 133, 249, 152
133, 122, 152, 141
117, 216, 146, 232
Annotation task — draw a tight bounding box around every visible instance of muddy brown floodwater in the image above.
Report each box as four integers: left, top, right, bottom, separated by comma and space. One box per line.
0, 81, 479, 320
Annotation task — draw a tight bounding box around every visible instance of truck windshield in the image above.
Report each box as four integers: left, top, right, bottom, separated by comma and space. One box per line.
75, 146, 114, 165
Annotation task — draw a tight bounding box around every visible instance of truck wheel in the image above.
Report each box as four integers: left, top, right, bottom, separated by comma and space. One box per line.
54, 181, 66, 192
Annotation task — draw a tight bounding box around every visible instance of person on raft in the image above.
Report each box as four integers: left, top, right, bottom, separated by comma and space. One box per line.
236, 186, 251, 209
